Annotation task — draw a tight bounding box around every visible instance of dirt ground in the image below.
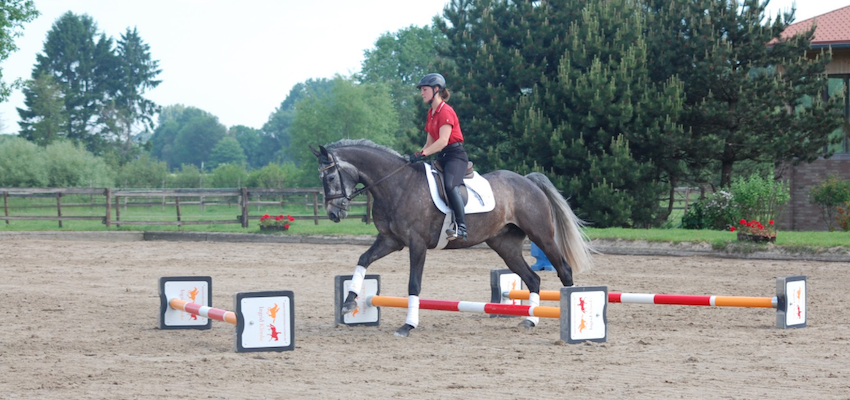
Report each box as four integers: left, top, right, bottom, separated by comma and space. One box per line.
0, 239, 848, 400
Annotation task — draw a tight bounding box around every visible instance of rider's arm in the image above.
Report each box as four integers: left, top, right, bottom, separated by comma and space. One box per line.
421, 124, 452, 156
422, 134, 435, 153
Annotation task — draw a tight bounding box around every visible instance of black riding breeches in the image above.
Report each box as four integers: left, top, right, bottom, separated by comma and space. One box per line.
436, 143, 469, 192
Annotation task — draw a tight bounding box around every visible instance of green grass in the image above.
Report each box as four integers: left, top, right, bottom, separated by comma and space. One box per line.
3, 196, 848, 250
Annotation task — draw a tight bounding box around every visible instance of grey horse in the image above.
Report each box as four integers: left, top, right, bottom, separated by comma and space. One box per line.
312, 139, 594, 337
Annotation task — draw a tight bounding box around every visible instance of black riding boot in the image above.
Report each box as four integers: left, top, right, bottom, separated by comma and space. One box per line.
446, 186, 468, 241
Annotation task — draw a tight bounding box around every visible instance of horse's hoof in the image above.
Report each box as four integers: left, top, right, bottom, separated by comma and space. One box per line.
393, 324, 415, 337
518, 319, 536, 330
341, 301, 357, 314
340, 291, 358, 314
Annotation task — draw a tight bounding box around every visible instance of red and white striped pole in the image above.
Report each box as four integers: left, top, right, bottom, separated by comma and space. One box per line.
506, 290, 776, 308
368, 295, 561, 319
169, 298, 238, 325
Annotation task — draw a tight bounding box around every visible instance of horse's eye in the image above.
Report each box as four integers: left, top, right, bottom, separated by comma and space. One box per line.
328, 175, 335, 182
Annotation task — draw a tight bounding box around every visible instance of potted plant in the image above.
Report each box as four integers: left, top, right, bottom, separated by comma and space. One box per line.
731, 218, 776, 243
259, 214, 294, 232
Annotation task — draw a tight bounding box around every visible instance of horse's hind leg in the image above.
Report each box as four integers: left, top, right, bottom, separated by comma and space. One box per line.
486, 227, 541, 329
525, 233, 574, 287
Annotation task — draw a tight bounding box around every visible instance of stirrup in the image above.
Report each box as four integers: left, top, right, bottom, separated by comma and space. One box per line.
445, 223, 468, 241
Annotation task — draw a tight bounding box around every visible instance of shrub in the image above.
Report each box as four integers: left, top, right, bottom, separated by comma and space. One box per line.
43, 140, 114, 187
808, 175, 850, 231
246, 162, 300, 188
167, 164, 202, 188
730, 171, 789, 230
209, 163, 248, 188
681, 190, 737, 230
116, 154, 168, 188
0, 136, 48, 187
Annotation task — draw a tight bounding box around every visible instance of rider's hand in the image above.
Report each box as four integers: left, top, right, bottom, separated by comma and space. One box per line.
409, 151, 426, 162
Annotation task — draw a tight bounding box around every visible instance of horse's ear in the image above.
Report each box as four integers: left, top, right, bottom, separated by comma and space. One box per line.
309, 145, 321, 158
318, 145, 330, 158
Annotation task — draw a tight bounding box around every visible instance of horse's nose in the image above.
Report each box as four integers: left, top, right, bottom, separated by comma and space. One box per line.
328, 210, 341, 223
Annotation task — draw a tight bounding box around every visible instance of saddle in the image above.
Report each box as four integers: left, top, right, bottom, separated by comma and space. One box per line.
424, 161, 495, 250
431, 160, 475, 206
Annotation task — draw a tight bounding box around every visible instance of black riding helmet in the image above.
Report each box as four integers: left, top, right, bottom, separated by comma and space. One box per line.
416, 73, 446, 91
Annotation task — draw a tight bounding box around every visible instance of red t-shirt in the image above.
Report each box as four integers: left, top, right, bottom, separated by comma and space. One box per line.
425, 101, 464, 144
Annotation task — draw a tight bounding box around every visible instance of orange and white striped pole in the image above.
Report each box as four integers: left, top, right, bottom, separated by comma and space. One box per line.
506, 290, 776, 308
168, 298, 238, 325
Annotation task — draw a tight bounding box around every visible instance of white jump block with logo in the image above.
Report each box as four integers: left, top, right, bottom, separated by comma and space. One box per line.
158, 276, 295, 352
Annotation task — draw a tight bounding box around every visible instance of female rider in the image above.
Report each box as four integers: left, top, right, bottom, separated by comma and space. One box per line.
410, 73, 469, 241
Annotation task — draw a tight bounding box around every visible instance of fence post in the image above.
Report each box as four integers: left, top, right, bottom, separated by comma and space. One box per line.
241, 187, 249, 228
3, 190, 9, 225
115, 195, 121, 228
312, 191, 319, 225
176, 196, 182, 227
105, 188, 112, 228
56, 193, 63, 228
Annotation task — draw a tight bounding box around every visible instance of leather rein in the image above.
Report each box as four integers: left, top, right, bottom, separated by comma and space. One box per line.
319, 150, 411, 205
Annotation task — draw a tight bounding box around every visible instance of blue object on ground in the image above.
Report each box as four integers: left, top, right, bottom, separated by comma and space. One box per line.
529, 241, 555, 271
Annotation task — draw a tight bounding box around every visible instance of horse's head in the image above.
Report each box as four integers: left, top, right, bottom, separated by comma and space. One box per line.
312, 145, 359, 223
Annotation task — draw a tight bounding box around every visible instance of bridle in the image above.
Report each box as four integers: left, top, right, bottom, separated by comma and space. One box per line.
319, 149, 411, 208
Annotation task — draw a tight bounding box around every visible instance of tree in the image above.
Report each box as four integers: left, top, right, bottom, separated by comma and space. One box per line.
103, 27, 162, 162
229, 125, 266, 168
289, 76, 399, 165
358, 25, 450, 154
208, 136, 247, 169
643, 0, 844, 187
18, 73, 68, 146
263, 78, 335, 165
149, 105, 227, 170
0, 0, 39, 102
20, 12, 116, 153
435, 0, 586, 172
435, 0, 682, 226
18, 13, 161, 162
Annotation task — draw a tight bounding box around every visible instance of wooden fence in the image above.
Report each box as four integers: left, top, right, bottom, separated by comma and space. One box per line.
1, 187, 372, 228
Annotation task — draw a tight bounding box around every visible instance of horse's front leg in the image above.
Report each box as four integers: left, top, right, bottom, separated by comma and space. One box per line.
394, 237, 428, 338
341, 234, 404, 314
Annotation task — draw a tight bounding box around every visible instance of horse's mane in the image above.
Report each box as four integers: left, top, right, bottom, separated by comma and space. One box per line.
325, 139, 403, 159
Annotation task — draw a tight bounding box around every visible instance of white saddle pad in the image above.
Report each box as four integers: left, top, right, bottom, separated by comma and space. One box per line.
425, 162, 495, 215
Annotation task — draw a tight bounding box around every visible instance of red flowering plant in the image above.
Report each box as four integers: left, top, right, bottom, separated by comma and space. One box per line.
836, 201, 850, 232
259, 214, 295, 230
730, 218, 776, 241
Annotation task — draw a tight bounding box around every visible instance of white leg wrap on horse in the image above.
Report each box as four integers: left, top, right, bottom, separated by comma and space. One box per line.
405, 295, 420, 328
349, 265, 367, 296
526, 292, 540, 326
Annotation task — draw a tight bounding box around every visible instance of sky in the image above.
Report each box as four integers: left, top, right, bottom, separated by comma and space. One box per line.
0, 0, 848, 135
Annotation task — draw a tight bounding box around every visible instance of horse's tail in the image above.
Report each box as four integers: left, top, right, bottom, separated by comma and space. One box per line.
525, 172, 595, 274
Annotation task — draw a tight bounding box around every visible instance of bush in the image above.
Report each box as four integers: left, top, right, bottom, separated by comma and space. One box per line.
167, 164, 202, 188
246, 162, 300, 188
43, 140, 114, 187
116, 154, 168, 188
730, 172, 790, 230
209, 163, 248, 188
808, 175, 850, 231
0, 136, 48, 187
681, 190, 737, 230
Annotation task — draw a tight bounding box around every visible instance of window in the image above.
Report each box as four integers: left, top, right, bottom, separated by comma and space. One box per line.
827, 75, 850, 154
